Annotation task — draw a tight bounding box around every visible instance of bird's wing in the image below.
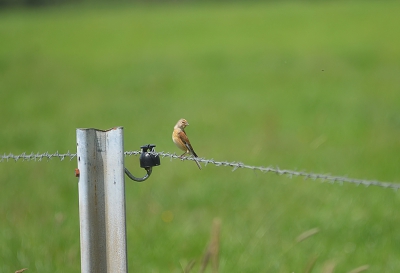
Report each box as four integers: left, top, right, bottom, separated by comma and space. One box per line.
178, 130, 198, 157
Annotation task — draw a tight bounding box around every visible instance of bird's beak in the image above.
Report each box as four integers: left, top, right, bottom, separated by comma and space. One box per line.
186, 123, 189, 126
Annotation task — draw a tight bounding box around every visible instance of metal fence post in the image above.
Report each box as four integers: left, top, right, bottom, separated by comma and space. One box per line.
76, 127, 128, 273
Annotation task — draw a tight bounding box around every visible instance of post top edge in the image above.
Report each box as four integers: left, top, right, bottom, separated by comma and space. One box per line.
77, 127, 123, 132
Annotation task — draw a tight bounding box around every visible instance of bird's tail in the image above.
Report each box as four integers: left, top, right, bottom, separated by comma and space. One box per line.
194, 157, 202, 170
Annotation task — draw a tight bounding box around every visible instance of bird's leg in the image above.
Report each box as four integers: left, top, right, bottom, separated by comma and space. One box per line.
179, 151, 187, 159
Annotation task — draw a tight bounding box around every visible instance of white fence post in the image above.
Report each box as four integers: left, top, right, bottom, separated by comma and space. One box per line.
76, 127, 128, 273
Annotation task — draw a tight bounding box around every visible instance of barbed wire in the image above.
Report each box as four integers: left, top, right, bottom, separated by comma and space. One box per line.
125, 151, 400, 190
0, 151, 77, 161
1, 151, 399, 190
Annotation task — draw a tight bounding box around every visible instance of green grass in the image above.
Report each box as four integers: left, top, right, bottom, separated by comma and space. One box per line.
1, 1, 400, 272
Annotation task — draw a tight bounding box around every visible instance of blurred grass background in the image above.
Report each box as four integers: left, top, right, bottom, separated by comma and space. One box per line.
1, 1, 400, 272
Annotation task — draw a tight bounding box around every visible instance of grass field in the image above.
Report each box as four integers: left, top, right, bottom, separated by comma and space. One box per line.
1, 1, 400, 272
